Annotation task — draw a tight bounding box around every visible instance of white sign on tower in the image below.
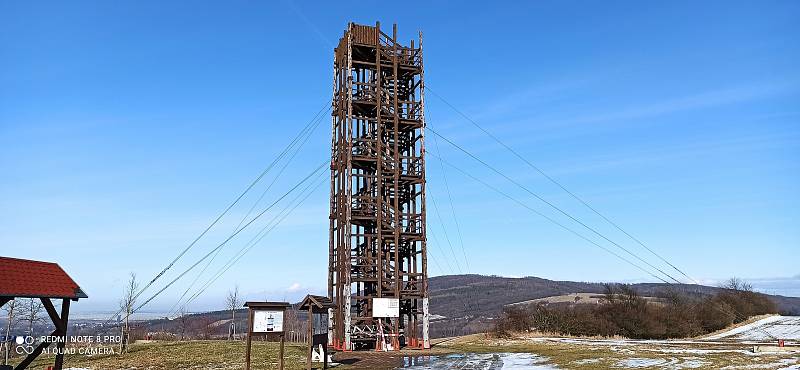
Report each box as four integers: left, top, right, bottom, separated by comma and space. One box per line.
372, 298, 400, 318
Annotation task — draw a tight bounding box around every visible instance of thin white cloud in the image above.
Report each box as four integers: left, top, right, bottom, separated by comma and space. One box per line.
439, 81, 798, 145
563, 83, 795, 126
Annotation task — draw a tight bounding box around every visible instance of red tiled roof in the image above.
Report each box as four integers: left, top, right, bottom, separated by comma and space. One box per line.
0, 257, 87, 300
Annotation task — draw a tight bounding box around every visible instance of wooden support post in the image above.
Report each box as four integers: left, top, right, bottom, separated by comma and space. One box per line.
323, 342, 328, 370
54, 298, 70, 370
245, 309, 253, 370
306, 306, 313, 370
278, 334, 285, 370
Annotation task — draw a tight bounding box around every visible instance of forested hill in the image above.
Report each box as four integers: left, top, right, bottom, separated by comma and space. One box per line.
428, 274, 800, 320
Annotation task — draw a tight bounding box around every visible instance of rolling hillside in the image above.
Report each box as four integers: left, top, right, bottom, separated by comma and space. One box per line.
126, 275, 800, 339
426, 274, 800, 337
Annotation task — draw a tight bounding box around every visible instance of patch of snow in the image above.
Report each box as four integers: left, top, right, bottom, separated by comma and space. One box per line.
614, 358, 669, 368
720, 358, 799, 369
572, 358, 601, 364
500, 353, 556, 369
612, 357, 709, 369
644, 347, 753, 355
402, 353, 558, 369
674, 358, 711, 369
556, 338, 635, 346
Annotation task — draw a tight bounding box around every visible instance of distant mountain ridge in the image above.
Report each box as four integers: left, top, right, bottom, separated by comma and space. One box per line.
119, 274, 800, 339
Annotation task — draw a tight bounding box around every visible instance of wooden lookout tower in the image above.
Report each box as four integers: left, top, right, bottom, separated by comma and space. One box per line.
328, 22, 430, 351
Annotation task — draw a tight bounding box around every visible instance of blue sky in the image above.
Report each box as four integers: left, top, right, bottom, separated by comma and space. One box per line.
1, 1, 798, 313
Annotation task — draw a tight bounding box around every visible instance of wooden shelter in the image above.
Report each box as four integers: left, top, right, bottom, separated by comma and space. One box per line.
0, 256, 87, 370
298, 295, 334, 369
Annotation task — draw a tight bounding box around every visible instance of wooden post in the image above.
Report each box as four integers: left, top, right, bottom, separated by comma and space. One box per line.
53, 298, 70, 370
306, 306, 313, 370
245, 308, 253, 370
323, 336, 328, 370
278, 334, 285, 370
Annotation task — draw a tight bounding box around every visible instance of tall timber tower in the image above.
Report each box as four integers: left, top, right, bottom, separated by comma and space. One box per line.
329, 22, 429, 351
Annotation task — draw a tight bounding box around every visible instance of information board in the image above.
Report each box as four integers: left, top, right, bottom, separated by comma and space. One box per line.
372, 298, 399, 318
312, 313, 329, 335
252, 310, 284, 333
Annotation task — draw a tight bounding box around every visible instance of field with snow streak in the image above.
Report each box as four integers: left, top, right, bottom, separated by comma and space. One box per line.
705, 316, 800, 342
441, 334, 800, 369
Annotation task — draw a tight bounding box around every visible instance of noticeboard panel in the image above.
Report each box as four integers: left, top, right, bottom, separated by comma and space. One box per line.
252, 310, 284, 333
312, 313, 329, 335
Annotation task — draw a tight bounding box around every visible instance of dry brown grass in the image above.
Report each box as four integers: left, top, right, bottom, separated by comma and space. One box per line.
24, 340, 308, 370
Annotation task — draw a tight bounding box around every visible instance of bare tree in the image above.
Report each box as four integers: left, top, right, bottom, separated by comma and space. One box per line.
22, 299, 45, 337
722, 277, 753, 292
177, 305, 190, 341
618, 284, 642, 307
225, 285, 240, 340
119, 272, 138, 354
3, 298, 18, 365
602, 283, 617, 304
198, 317, 214, 340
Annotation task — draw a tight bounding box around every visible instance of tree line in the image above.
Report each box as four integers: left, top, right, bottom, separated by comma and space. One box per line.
494, 278, 778, 339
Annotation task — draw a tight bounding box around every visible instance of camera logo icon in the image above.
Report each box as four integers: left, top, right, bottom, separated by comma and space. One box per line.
15, 336, 35, 354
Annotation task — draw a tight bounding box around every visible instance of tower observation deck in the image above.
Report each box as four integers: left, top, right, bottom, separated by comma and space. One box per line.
328, 22, 430, 351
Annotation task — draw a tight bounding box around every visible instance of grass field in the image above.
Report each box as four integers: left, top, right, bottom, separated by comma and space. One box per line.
26, 341, 310, 370
17, 336, 800, 369
23, 340, 454, 370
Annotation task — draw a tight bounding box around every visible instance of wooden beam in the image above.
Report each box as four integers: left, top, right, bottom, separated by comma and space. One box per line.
41, 298, 65, 332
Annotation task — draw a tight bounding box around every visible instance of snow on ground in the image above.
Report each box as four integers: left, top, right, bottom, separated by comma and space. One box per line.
572, 358, 602, 364
612, 357, 713, 369
402, 353, 558, 369
645, 348, 751, 355
706, 316, 800, 341
719, 357, 799, 369
614, 358, 670, 368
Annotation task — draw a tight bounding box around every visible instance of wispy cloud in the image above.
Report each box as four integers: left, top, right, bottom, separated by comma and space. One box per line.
544, 128, 800, 178
559, 83, 795, 127
436, 81, 798, 146
283, 0, 333, 49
